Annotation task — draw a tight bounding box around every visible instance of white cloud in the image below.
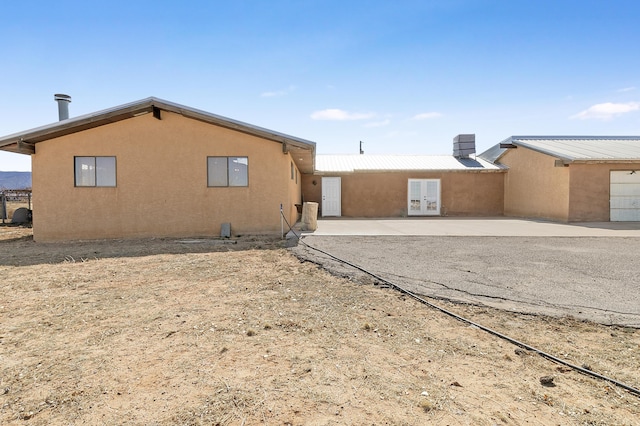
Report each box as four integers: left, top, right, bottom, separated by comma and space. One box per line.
411, 112, 442, 120
570, 102, 640, 120
310, 109, 375, 121
617, 86, 636, 93
363, 119, 391, 128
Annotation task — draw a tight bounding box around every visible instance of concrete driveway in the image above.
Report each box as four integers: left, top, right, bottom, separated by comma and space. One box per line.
293, 218, 640, 327
307, 217, 640, 237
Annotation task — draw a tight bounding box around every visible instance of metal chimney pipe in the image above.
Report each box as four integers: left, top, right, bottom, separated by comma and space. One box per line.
54, 94, 71, 121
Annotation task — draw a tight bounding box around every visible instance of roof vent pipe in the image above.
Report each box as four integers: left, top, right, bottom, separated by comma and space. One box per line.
54, 94, 71, 121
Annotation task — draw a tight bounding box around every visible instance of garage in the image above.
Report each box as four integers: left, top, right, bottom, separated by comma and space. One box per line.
483, 136, 640, 222
611, 170, 640, 221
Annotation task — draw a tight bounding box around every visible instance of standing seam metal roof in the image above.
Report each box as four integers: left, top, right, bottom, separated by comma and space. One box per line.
479, 136, 640, 163
315, 154, 504, 173
0, 97, 317, 173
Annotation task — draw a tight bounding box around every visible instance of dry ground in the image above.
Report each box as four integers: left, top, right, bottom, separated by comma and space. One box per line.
0, 226, 639, 425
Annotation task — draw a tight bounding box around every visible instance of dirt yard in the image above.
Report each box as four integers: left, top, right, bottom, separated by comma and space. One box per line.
1, 226, 639, 425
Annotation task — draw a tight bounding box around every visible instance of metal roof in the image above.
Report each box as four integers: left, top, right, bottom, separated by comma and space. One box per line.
477, 143, 506, 164
0, 97, 317, 173
479, 136, 640, 164
315, 154, 504, 173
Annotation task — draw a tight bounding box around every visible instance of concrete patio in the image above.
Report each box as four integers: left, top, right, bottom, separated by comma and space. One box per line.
306, 217, 640, 237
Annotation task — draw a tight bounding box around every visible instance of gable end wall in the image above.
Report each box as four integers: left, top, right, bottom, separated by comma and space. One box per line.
32, 111, 299, 241
501, 148, 570, 221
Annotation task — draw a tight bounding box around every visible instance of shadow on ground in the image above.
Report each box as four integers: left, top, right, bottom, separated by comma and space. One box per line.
0, 232, 288, 267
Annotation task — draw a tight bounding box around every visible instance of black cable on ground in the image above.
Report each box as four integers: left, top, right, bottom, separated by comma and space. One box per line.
281, 211, 640, 398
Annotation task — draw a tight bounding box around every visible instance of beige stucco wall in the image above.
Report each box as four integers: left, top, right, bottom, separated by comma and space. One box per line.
286, 160, 302, 227
501, 148, 640, 222
301, 171, 504, 217
32, 111, 301, 241
500, 148, 570, 221
568, 163, 640, 222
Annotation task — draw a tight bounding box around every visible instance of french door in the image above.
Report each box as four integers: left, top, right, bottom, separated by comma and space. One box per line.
408, 179, 441, 216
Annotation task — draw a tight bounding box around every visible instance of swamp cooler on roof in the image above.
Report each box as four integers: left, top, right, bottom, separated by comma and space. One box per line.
453, 134, 476, 159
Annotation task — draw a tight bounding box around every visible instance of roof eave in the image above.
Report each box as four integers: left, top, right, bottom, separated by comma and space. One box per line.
569, 158, 640, 164
0, 97, 317, 173
0, 98, 158, 150
313, 167, 506, 175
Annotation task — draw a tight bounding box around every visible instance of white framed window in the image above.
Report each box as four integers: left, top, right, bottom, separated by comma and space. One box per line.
74, 156, 116, 187
208, 156, 248, 187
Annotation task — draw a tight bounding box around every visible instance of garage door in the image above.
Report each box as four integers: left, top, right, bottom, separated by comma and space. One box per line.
610, 171, 640, 221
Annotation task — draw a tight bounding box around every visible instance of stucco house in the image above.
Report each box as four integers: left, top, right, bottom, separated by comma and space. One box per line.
301, 150, 505, 218
479, 136, 640, 222
2, 96, 640, 242
0, 97, 315, 241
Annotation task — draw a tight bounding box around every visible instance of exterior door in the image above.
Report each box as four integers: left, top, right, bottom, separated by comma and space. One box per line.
408, 179, 441, 216
322, 177, 341, 217
610, 171, 640, 221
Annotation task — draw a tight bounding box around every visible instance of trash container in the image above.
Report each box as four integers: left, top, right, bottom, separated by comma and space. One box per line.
301, 202, 318, 231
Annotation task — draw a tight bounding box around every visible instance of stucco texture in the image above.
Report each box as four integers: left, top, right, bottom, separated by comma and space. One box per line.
501, 148, 570, 221
32, 111, 301, 241
568, 163, 640, 222
500, 147, 640, 222
301, 171, 504, 217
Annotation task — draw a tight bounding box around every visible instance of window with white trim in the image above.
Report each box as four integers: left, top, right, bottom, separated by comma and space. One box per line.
207, 156, 248, 187
74, 156, 116, 187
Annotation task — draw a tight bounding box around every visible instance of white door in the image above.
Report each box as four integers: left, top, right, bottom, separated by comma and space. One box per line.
610, 171, 640, 221
408, 179, 441, 216
322, 177, 341, 217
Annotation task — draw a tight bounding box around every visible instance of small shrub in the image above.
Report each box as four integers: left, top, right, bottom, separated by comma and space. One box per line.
418, 400, 434, 413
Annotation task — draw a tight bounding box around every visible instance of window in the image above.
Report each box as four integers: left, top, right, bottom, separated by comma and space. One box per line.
291, 161, 294, 180
75, 156, 116, 187
208, 156, 248, 187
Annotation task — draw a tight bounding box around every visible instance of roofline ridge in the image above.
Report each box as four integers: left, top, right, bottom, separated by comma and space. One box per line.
0, 96, 316, 155
510, 135, 640, 140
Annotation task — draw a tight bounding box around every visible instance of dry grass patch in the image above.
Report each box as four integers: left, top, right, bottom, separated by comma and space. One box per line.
0, 228, 639, 425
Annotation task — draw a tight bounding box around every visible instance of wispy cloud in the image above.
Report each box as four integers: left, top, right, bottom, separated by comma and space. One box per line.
363, 119, 390, 128
310, 109, 375, 121
570, 102, 640, 120
260, 85, 296, 98
411, 112, 442, 120
617, 86, 636, 93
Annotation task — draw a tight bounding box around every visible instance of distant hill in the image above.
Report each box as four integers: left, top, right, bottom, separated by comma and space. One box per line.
0, 171, 32, 190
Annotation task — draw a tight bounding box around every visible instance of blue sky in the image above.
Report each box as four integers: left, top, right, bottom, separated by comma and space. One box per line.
1, 0, 639, 171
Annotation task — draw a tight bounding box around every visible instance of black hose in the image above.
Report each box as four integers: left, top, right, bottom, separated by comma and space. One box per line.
281, 211, 640, 398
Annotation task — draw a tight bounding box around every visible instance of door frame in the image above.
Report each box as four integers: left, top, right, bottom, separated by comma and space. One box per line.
610, 170, 640, 221
322, 177, 342, 217
407, 179, 441, 216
